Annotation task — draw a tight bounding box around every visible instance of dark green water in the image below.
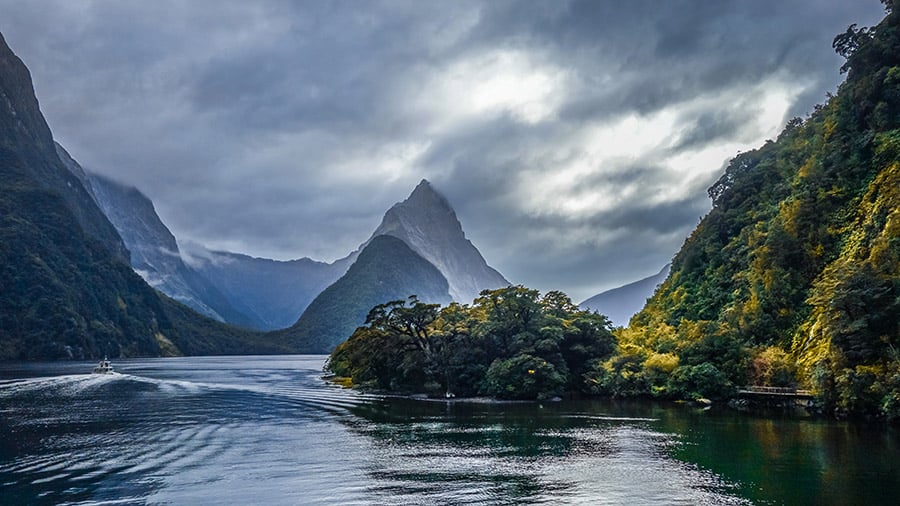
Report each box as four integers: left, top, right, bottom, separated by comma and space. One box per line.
1, 356, 897, 504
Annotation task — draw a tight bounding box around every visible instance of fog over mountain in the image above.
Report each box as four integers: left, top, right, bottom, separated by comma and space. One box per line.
180, 243, 346, 331
0, 32, 286, 359
0, 1, 885, 301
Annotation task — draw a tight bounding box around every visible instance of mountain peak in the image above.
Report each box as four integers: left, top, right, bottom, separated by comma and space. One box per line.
403, 178, 451, 211
364, 180, 509, 302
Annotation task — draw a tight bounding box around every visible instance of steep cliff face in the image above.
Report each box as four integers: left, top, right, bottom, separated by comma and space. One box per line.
358, 179, 509, 303
0, 34, 129, 262
0, 32, 289, 359
279, 235, 452, 353
78, 171, 256, 328
0, 33, 170, 359
68, 154, 344, 331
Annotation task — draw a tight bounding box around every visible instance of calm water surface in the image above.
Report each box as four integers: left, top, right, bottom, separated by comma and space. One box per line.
1, 356, 897, 505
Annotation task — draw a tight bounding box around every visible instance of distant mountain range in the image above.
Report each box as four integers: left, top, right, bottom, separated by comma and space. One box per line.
80, 165, 509, 336
0, 27, 549, 359
179, 243, 349, 331
580, 264, 670, 327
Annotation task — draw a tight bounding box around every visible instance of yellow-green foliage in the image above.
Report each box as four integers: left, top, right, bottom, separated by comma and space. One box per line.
644, 352, 679, 374
749, 346, 797, 387
155, 332, 182, 357
620, 8, 900, 417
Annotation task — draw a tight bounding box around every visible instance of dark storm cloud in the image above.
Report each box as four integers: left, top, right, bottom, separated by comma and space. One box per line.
0, 0, 886, 300
672, 110, 755, 152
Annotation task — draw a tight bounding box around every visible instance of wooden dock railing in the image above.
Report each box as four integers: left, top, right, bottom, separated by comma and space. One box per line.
737, 386, 814, 397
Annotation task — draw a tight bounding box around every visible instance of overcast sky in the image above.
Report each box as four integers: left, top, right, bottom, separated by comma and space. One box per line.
0, 1, 886, 301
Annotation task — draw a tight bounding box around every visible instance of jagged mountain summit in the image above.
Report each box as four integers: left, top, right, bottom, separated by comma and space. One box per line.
358, 179, 509, 303
278, 180, 509, 352
148, 178, 508, 334
580, 264, 670, 327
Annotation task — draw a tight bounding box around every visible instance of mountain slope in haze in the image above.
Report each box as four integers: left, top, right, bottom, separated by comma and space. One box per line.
182, 243, 348, 331
178, 179, 506, 331
81, 170, 257, 328
81, 175, 502, 332
70, 158, 346, 331
278, 235, 452, 353
0, 31, 163, 359
0, 34, 128, 264
580, 264, 670, 327
358, 179, 509, 303
615, 7, 900, 418
0, 31, 289, 360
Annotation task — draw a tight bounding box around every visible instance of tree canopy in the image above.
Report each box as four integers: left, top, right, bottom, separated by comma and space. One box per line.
327, 287, 616, 401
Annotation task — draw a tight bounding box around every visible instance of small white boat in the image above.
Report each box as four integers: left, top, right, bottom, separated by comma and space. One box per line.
92, 357, 114, 374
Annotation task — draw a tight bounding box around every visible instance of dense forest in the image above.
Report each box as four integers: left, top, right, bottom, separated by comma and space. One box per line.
609, 3, 900, 419
328, 4, 899, 418
327, 286, 616, 400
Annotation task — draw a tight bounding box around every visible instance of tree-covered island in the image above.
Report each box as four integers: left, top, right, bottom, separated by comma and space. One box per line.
327, 286, 616, 401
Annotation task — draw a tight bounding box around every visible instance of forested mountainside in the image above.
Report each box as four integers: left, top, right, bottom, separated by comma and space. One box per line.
279, 235, 452, 353
0, 32, 289, 360
603, 5, 900, 418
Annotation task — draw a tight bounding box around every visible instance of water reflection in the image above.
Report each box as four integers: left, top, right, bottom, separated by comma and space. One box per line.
1, 357, 898, 505
342, 398, 749, 505
667, 408, 900, 505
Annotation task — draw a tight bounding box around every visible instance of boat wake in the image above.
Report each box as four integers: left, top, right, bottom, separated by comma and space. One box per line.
0, 359, 381, 505
0, 373, 121, 399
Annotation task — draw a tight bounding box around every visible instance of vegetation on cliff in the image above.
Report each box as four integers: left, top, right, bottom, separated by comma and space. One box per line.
279, 235, 452, 354
606, 2, 900, 418
0, 32, 291, 360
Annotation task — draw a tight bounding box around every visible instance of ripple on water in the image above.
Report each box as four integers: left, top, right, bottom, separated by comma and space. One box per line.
0, 357, 753, 505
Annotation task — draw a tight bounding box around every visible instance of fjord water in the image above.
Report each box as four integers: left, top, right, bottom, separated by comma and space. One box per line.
1, 357, 897, 505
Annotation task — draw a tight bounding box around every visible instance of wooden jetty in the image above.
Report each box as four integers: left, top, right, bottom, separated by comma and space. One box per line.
737, 386, 815, 399
735, 386, 816, 409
